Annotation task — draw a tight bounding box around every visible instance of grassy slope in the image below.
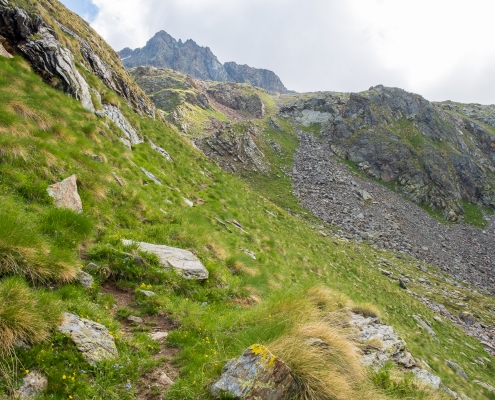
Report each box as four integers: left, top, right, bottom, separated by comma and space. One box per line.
1, 53, 495, 400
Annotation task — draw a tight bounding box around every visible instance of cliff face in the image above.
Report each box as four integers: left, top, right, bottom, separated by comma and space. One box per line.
119, 30, 288, 93
0, 0, 154, 117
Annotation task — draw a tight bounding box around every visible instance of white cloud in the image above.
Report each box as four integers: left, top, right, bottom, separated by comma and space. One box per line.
84, 0, 495, 103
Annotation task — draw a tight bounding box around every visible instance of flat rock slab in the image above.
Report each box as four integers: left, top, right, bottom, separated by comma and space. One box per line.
58, 313, 117, 365
122, 240, 209, 280
17, 371, 47, 399
211, 344, 297, 400
47, 175, 83, 213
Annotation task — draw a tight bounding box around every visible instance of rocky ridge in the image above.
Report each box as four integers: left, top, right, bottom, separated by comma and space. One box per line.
280, 86, 495, 220
119, 30, 288, 93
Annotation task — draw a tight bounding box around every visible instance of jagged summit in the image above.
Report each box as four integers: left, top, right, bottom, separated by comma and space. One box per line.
119, 30, 289, 93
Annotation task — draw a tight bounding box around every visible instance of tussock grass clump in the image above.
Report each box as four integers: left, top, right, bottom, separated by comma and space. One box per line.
269, 321, 367, 400
0, 203, 79, 282
351, 303, 382, 319
0, 277, 64, 353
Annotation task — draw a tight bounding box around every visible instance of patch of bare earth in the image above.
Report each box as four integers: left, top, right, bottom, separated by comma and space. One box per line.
100, 283, 181, 399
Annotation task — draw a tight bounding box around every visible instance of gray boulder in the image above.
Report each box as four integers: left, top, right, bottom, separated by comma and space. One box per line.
47, 175, 83, 213
58, 313, 117, 365
16, 371, 48, 399
211, 345, 297, 400
446, 360, 469, 381
122, 240, 209, 280
77, 271, 94, 288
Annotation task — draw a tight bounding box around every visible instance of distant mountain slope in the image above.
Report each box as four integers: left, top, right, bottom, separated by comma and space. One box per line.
119, 30, 288, 93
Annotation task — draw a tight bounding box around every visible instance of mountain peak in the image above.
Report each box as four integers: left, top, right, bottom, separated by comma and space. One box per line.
118, 30, 288, 93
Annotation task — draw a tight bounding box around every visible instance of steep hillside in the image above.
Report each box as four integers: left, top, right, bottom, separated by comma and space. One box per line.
0, 1, 494, 400
119, 30, 289, 93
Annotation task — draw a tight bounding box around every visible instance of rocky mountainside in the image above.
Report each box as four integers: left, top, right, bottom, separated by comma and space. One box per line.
119, 30, 288, 93
1, 1, 495, 399
279, 86, 495, 221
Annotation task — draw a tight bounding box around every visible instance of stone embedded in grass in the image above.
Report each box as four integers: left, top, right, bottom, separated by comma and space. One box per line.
138, 289, 156, 297
211, 344, 297, 400
127, 315, 143, 324
140, 167, 162, 185
46, 175, 83, 213
58, 313, 117, 366
182, 197, 194, 207
446, 360, 469, 381
412, 315, 436, 336
77, 271, 94, 288
350, 313, 416, 368
122, 240, 209, 280
16, 371, 48, 400
459, 311, 476, 326
97, 104, 143, 145
149, 139, 172, 161
151, 331, 168, 341
412, 368, 441, 389
473, 380, 495, 393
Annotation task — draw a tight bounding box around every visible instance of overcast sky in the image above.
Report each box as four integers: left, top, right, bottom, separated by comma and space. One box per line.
60, 0, 495, 104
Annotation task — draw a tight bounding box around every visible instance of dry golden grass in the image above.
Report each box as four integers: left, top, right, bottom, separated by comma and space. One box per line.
351, 303, 382, 319
8, 100, 51, 131
230, 260, 257, 277
269, 321, 371, 400
0, 142, 28, 161
205, 242, 228, 260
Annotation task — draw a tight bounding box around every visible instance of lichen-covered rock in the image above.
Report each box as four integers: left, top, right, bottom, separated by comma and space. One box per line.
446, 360, 469, 381
16, 371, 47, 399
47, 175, 83, 213
122, 240, 209, 280
77, 270, 94, 288
211, 344, 297, 400
412, 368, 441, 389
350, 313, 416, 368
58, 313, 117, 365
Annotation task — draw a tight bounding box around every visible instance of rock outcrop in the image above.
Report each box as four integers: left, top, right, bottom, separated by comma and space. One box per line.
121, 240, 209, 280
0, 2, 154, 117
58, 313, 118, 365
47, 175, 83, 213
280, 85, 495, 220
119, 30, 288, 93
211, 345, 297, 400
195, 122, 268, 173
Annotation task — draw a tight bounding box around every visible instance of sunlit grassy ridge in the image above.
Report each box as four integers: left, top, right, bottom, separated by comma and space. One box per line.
0, 53, 494, 400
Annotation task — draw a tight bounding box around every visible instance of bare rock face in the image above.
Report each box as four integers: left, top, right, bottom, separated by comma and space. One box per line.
195, 122, 268, 173
0, 7, 95, 111
0, 4, 154, 117
206, 82, 265, 118
16, 371, 48, 399
58, 313, 117, 365
211, 345, 297, 400
47, 175, 83, 213
224, 61, 288, 94
97, 104, 143, 145
119, 30, 288, 93
121, 240, 209, 280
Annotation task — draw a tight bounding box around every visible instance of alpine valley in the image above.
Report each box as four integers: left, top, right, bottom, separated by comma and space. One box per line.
0, 1, 494, 400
